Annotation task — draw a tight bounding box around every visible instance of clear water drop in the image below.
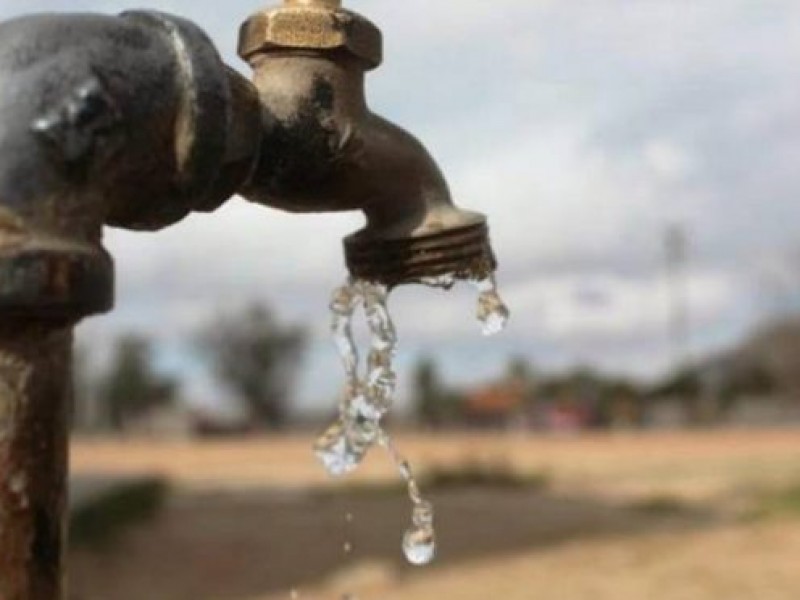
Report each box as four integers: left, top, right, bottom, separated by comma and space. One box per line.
330, 282, 360, 315
402, 526, 436, 566
347, 393, 383, 426
474, 275, 510, 336
478, 297, 510, 336
314, 420, 363, 477
330, 283, 361, 382
411, 500, 434, 528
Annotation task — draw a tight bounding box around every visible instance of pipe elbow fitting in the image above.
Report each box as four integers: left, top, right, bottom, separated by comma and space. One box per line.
0, 11, 261, 320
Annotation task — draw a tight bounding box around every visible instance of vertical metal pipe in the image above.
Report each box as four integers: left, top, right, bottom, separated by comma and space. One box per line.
0, 322, 72, 600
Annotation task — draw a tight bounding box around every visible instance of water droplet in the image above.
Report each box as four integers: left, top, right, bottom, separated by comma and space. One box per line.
314, 420, 364, 477
478, 298, 510, 336
473, 276, 510, 336
411, 500, 435, 528
348, 391, 385, 423
343, 541, 353, 554
402, 526, 436, 566
345, 513, 354, 523
330, 283, 360, 316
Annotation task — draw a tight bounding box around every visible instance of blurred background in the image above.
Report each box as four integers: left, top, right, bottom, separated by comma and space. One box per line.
4, 0, 800, 598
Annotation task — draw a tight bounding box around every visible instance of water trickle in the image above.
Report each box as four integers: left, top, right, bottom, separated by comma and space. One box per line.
315, 280, 396, 477
402, 500, 436, 565
473, 275, 511, 336
316, 273, 509, 566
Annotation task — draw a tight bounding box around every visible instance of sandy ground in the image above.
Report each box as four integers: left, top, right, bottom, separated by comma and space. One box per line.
68, 429, 800, 600
286, 523, 800, 600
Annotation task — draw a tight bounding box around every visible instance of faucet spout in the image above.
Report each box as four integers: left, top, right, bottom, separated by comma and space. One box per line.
238, 1, 497, 287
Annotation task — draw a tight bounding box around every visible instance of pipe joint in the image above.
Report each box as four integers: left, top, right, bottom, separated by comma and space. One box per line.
239, 1, 383, 70
0, 12, 262, 320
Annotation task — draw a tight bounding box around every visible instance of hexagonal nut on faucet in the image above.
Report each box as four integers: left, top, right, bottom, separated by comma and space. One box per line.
238, 3, 383, 69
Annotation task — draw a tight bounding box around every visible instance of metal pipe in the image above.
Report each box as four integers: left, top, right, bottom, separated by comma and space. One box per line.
0, 11, 261, 598
0, 322, 72, 600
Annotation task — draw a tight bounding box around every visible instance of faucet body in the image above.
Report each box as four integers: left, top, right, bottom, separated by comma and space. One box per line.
0, 2, 499, 598
238, 1, 496, 286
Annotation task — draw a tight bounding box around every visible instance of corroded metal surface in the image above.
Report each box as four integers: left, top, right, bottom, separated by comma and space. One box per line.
345, 223, 498, 288
0, 323, 72, 600
238, 0, 497, 286
0, 11, 262, 319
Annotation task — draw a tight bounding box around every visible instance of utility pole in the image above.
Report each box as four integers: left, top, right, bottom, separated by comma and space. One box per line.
665, 224, 691, 372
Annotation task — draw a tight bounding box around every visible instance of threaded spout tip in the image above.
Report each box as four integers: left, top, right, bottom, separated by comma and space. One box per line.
344, 222, 498, 289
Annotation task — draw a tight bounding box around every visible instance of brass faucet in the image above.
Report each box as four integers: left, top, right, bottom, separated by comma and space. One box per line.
238, 0, 496, 286
0, 2, 499, 598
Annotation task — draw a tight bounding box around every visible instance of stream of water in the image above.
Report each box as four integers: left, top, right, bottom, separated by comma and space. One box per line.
315, 274, 510, 571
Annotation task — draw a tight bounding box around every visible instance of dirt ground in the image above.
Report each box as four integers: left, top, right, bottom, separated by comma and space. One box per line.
68, 429, 800, 600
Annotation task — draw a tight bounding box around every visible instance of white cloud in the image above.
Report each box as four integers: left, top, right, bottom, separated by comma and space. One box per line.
1, 0, 797, 407
644, 139, 696, 183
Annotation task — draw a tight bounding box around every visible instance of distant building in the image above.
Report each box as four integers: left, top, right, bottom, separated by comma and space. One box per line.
463, 381, 527, 429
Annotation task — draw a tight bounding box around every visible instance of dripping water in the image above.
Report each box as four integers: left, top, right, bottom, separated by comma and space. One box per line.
315, 273, 509, 567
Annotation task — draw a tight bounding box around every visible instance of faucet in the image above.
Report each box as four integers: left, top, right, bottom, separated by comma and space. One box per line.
238, 0, 497, 286
0, 2, 499, 598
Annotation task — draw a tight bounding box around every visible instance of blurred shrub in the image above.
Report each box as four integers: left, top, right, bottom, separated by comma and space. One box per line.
421, 459, 550, 491
70, 478, 169, 548
748, 482, 800, 520
316, 460, 549, 499
628, 494, 693, 516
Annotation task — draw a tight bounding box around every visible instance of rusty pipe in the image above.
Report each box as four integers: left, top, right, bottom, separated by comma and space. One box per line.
238, 0, 497, 287
0, 323, 72, 600
0, 11, 261, 320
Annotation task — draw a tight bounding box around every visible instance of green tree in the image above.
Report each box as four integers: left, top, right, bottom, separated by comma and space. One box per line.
506, 356, 533, 384
196, 303, 306, 430
414, 356, 452, 428
99, 335, 178, 431
72, 345, 96, 432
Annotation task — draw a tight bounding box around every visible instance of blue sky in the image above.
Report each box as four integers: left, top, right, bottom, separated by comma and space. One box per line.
3, 1, 799, 414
